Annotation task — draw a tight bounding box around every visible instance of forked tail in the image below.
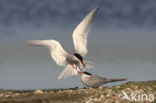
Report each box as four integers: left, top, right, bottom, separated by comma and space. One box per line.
109, 78, 127, 82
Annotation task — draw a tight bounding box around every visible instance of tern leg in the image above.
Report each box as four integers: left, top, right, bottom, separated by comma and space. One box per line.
71, 64, 77, 70
92, 86, 98, 89
75, 65, 77, 70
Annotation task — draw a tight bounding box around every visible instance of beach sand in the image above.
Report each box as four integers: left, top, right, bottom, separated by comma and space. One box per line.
0, 81, 155, 103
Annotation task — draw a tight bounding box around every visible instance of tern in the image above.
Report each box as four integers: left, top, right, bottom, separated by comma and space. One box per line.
27, 7, 99, 79
78, 72, 126, 88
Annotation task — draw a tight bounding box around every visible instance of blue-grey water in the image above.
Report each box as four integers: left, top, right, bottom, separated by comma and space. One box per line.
0, 0, 156, 89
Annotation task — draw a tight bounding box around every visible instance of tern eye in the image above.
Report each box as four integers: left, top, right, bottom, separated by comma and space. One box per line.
73, 53, 83, 61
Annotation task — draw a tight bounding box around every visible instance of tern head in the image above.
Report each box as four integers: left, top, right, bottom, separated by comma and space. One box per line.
78, 71, 92, 75
73, 53, 85, 67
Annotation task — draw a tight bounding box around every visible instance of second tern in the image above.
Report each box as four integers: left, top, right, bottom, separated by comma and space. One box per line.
78, 72, 126, 88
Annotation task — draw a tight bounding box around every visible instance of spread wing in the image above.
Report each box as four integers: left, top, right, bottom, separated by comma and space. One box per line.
72, 7, 99, 57
27, 40, 68, 66
57, 64, 81, 79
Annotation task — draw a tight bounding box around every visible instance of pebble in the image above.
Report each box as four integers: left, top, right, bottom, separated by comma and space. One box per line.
98, 86, 103, 90
115, 86, 120, 89
0, 81, 154, 103
34, 90, 43, 94
14, 93, 19, 96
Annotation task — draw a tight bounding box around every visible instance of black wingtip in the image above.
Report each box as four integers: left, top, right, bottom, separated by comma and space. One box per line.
109, 78, 127, 82
97, 0, 105, 8
83, 72, 92, 75
94, 6, 100, 12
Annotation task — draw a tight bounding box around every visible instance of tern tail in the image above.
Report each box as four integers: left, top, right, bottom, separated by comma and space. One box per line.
108, 78, 127, 83
27, 40, 45, 46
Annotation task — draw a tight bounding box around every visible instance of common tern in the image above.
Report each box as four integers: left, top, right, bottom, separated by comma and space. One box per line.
78, 72, 126, 88
27, 7, 99, 79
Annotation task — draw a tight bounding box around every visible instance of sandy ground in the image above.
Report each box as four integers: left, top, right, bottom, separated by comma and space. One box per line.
0, 81, 155, 103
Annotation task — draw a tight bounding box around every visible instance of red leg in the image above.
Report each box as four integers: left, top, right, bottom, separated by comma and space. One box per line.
71, 64, 77, 70
92, 86, 97, 89
71, 64, 75, 69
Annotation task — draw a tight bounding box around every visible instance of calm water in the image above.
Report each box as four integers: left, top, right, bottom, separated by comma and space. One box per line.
0, 0, 156, 89
0, 27, 156, 89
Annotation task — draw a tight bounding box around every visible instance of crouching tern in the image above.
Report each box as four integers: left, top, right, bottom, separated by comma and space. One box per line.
78, 72, 126, 88
27, 7, 99, 79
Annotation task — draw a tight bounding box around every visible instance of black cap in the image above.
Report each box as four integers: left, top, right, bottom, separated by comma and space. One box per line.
73, 53, 83, 61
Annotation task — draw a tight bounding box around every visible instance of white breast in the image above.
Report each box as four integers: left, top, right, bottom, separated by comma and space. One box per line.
81, 75, 93, 87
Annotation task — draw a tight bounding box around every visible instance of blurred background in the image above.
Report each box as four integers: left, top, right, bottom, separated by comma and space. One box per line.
0, 0, 156, 89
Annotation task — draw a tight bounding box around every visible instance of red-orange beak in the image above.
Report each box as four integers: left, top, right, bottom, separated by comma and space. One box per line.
78, 72, 83, 75
81, 61, 86, 67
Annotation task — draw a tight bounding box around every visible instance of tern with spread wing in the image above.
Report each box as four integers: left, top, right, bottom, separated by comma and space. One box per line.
27, 7, 99, 79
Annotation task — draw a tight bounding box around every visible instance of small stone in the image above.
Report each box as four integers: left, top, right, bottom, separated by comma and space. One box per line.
50, 91, 54, 93
100, 94, 105, 99
94, 98, 99, 102
67, 90, 73, 92
34, 90, 43, 94
106, 94, 109, 97
134, 86, 138, 89
98, 86, 103, 90
57, 90, 62, 93
115, 86, 120, 89
14, 93, 19, 96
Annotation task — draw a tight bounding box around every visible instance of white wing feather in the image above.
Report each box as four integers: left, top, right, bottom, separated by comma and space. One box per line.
27, 40, 68, 66
57, 64, 80, 79
73, 7, 99, 57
